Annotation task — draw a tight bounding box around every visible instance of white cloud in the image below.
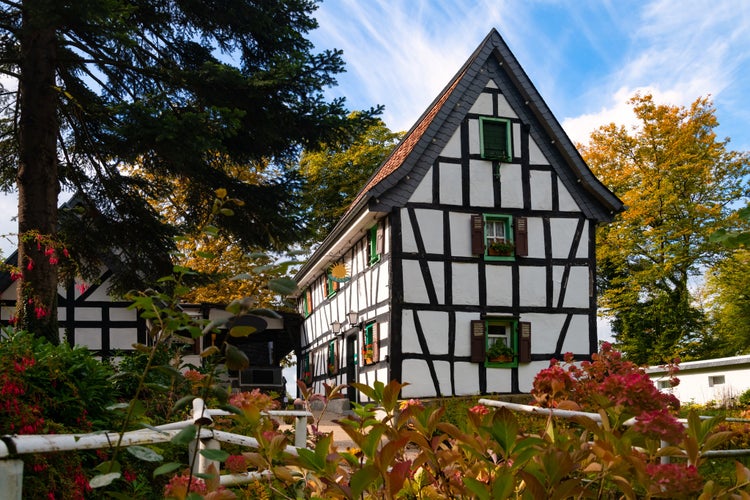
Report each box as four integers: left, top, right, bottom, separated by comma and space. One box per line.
561, 0, 750, 146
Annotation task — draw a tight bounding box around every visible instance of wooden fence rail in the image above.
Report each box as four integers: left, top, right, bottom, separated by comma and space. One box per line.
0, 398, 312, 499
478, 398, 750, 461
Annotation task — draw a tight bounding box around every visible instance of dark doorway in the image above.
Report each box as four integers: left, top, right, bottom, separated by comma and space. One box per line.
346, 332, 357, 404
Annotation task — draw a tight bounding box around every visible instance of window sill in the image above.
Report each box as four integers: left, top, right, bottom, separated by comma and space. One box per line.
485, 360, 518, 368
485, 254, 515, 261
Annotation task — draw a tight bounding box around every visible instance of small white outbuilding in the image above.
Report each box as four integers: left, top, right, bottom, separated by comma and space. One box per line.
648, 355, 750, 406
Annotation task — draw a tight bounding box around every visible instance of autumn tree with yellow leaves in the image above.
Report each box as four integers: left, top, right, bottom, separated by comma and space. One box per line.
581, 94, 750, 364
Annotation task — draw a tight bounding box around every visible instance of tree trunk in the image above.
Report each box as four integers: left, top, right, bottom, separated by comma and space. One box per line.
16, 4, 60, 344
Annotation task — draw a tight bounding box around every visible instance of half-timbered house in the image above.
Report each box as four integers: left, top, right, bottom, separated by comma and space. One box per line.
0, 252, 299, 395
293, 29, 623, 400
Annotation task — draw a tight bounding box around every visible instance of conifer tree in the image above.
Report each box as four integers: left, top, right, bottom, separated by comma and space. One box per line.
0, 0, 378, 342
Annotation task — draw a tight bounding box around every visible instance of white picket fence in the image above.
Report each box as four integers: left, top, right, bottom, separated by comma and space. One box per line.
0, 398, 312, 499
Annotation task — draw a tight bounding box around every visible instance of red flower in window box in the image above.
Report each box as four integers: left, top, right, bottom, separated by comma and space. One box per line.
488, 240, 514, 256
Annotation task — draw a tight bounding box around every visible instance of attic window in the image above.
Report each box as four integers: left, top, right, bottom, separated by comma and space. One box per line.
479, 117, 512, 161
369, 223, 384, 265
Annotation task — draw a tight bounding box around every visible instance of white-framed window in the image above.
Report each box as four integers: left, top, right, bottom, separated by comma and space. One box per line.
708, 375, 725, 387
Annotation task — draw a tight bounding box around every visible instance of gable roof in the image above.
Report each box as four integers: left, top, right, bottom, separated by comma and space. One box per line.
294, 28, 623, 287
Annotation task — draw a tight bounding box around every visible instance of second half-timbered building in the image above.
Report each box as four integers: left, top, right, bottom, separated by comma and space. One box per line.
293, 28, 623, 401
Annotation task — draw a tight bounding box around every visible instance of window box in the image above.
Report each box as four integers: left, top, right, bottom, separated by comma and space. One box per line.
488, 240, 514, 256
486, 340, 515, 363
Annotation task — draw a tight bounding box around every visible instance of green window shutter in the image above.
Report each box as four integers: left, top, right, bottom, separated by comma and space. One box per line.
369, 224, 381, 265
362, 322, 379, 364
480, 117, 511, 161
328, 341, 338, 375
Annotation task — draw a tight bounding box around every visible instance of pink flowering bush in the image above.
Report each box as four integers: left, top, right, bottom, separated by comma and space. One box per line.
532, 343, 684, 441
0, 330, 118, 498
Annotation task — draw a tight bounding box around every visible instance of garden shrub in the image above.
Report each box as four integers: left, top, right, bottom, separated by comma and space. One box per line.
739, 387, 750, 407
0, 329, 119, 499
5, 332, 750, 498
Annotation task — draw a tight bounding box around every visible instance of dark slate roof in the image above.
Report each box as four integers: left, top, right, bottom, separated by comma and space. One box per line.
357, 28, 623, 220
295, 29, 623, 283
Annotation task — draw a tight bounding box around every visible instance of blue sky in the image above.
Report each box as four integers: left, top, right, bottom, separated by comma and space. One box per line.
1, 0, 749, 255
308, 0, 750, 151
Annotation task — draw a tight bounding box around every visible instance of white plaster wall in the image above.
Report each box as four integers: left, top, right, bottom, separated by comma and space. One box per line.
486, 368, 512, 393
550, 218, 578, 258
519, 266, 547, 307
450, 212, 473, 257
401, 211, 418, 253
454, 362, 481, 395
512, 123, 521, 158
75, 328, 102, 349
526, 217, 545, 259
485, 266, 513, 307
400, 359, 436, 398
529, 137, 548, 165
454, 312, 476, 358
468, 118, 480, 156
558, 179, 580, 212
409, 166, 433, 203
469, 160, 496, 207
497, 93, 518, 118
1, 279, 17, 300
415, 209, 444, 254
417, 310, 450, 354
110, 307, 137, 321
558, 266, 590, 309
376, 261, 390, 303
576, 221, 589, 259
109, 328, 139, 350
452, 262, 479, 306
428, 261, 445, 304
499, 164, 523, 208
517, 361, 553, 392
439, 163, 463, 205
400, 309, 420, 354
87, 278, 113, 301
522, 313, 568, 352
402, 259, 430, 303
442, 127, 461, 157
434, 360, 455, 395
76, 308, 102, 321
530, 170, 553, 211
560, 315, 591, 353
470, 92, 493, 115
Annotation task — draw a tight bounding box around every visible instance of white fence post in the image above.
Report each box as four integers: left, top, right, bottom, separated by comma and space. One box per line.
295, 415, 307, 448
0, 458, 23, 500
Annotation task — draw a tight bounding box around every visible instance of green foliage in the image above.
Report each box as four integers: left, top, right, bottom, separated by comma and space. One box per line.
702, 247, 750, 356
0, 329, 119, 498
1, 0, 382, 333
300, 116, 403, 240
